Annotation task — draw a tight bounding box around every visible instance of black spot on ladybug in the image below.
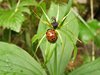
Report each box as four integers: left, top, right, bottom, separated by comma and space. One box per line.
46, 29, 58, 43
51, 17, 58, 29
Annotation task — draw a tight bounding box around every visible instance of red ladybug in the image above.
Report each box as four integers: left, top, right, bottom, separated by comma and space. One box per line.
46, 29, 58, 43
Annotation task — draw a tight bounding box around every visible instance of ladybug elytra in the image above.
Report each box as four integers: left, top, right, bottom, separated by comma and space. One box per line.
46, 29, 58, 43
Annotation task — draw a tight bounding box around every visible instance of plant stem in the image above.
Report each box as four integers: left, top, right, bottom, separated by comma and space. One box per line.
3, 29, 11, 42
92, 41, 95, 61
9, 30, 11, 42
56, 30, 64, 75
90, 0, 95, 61
25, 31, 31, 53
90, 0, 94, 20
15, 0, 20, 12
54, 46, 57, 75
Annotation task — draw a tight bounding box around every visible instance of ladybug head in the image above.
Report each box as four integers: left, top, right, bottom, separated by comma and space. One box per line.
51, 17, 58, 29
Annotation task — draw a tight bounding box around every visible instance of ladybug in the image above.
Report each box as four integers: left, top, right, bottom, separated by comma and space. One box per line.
46, 29, 58, 43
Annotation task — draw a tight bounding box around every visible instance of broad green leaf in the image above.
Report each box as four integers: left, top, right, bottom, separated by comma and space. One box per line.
79, 19, 100, 44
37, 2, 79, 75
0, 42, 46, 75
0, 9, 25, 32
69, 58, 100, 75
79, 21, 94, 44
87, 19, 100, 47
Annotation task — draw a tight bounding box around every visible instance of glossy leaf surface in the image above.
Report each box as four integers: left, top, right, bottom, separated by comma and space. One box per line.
69, 58, 100, 75
0, 42, 46, 75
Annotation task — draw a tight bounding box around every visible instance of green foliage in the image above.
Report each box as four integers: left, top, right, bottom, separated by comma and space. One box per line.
69, 58, 100, 75
0, 0, 37, 32
64, 0, 73, 16
0, 42, 46, 75
0, 0, 100, 75
94, 33, 100, 47
19, 0, 37, 7
88, 20, 100, 47
79, 19, 100, 46
36, 2, 79, 75
88, 20, 100, 30
0, 9, 25, 32
0, 0, 2, 2
79, 21, 94, 44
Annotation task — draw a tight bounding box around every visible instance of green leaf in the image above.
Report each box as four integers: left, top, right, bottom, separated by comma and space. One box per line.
87, 19, 100, 47
72, 9, 96, 36
37, 2, 79, 75
0, 9, 25, 32
94, 32, 100, 47
0, 42, 46, 75
19, 0, 38, 7
0, 0, 38, 32
19, 7, 31, 14
88, 19, 100, 30
64, 0, 73, 16
69, 58, 100, 75
79, 19, 100, 44
32, 32, 45, 44
44, 42, 56, 63
0, 0, 2, 3
79, 21, 94, 44
59, 0, 73, 26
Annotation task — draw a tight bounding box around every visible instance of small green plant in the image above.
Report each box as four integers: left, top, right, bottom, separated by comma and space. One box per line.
0, 0, 37, 32
32, 0, 79, 75
0, 0, 100, 75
